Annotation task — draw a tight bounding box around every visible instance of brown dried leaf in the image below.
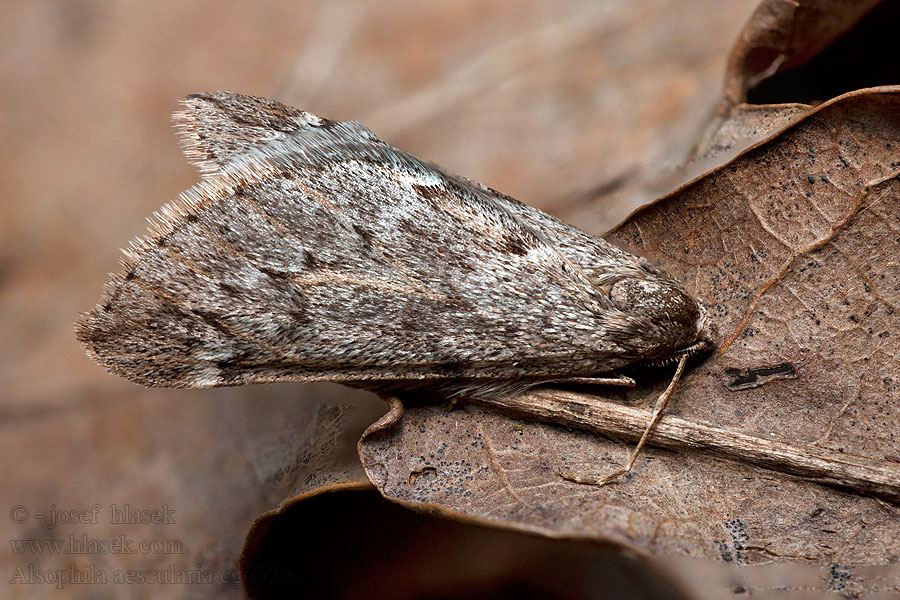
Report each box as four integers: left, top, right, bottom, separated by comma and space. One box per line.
224, 384, 382, 506
358, 87, 900, 577
609, 87, 900, 468
688, 103, 812, 167
698, 0, 900, 201
724, 0, 883, 105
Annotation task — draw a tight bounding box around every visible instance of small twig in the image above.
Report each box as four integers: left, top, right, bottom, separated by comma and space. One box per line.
559, 355, 687, 485
474, 387, 900, 504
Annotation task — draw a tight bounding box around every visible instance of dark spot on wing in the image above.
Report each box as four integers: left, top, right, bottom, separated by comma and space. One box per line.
502, 235, 529, 256
398, 216, 429, 238
259, 266, 291, 279
302, 250, 320, 269
288, 308, 312, 326
219, 281, 241, 297
191, 307, 234, 339
352, 224, 375, 251
215, 350, 258, 383
412, 184, 445, 203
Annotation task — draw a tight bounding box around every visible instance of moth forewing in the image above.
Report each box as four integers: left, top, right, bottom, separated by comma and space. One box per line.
77, 91, 713, 403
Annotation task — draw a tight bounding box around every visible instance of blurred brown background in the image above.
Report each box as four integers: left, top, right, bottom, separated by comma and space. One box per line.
1, 1, 759, 598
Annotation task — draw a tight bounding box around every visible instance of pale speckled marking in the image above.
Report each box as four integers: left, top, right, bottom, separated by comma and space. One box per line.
286, 270, 444, 301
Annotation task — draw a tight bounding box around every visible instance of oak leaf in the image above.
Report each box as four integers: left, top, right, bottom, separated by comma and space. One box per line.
356, 88, 900, 570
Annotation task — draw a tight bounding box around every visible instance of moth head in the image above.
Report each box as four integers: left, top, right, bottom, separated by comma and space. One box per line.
607, 275, 716, 364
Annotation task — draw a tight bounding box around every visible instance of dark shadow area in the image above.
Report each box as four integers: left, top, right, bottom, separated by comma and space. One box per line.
748, 1, 900, 105
241, 487, 691, 600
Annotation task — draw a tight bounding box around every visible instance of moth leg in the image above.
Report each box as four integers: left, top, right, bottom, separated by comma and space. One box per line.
556, 374, 635, 387
558, 355, 687, 486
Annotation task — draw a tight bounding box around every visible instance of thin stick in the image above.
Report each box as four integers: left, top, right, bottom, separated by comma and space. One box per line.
473, 378, 900, 503
558, 355, 687, 486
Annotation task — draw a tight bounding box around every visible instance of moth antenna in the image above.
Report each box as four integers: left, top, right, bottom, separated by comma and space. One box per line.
558, 354, 688, 486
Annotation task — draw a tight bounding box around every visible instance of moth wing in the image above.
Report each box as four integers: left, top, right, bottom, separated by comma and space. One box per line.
179, 92, 652, 282
77, 92, 641, 392
174, 92, 328, 176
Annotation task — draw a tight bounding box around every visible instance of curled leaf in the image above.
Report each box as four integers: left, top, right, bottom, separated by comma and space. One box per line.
724, 0, 883, 104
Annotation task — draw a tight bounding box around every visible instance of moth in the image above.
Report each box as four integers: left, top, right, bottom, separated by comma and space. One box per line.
77, 92, 715, 484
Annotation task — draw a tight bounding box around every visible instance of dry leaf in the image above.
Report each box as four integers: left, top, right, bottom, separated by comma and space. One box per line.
356, 87, 900, 581
566, 1, 900, 240
693, 0, 900, 194
723, 0, 883, 105
687, 103, 812, 166
224, 384, 383, 505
